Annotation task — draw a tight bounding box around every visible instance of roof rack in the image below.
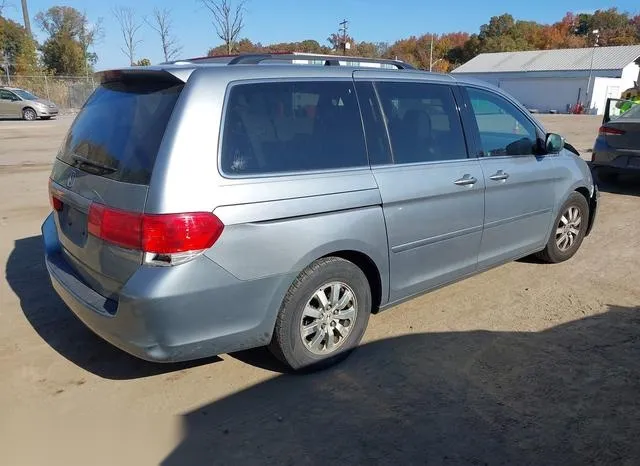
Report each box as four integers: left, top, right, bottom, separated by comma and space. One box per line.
178, 52, 415, 70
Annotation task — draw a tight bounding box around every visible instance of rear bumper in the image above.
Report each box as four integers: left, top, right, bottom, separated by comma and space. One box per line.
42, 213, 289, 362
592, 137, 640, 172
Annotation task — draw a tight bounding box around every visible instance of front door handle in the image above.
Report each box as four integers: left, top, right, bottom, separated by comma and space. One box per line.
489, 170, 510, 181
454, 174, 478, 186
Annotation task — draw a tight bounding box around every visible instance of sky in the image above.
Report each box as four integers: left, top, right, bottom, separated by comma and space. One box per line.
3, 0, 640, 70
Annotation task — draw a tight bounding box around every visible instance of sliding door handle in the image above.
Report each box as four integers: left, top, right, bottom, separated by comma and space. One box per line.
489, 170, 510, 181
454, 175, 478, 186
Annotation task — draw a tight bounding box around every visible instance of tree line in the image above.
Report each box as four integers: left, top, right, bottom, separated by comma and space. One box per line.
1, 2, 639, 78
208, 9, 640, 72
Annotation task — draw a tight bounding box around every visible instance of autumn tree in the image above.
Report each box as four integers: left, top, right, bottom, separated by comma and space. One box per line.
537, 13, 587, 49
576, 8, 638, 46
35, 6, 99, 75
297, 39, 327, 54
0, 15, 38, 74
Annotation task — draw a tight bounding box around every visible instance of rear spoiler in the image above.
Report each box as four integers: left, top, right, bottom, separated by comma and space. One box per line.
94, 67, 193, 85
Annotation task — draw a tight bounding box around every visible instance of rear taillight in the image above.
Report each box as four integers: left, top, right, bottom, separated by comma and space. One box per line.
87, 203, 224, 264
142, 213, 224, 254
599, 126, 626, 136
88, 203, 143, 250
49, 179, 63, 211
51, 195, 63, 212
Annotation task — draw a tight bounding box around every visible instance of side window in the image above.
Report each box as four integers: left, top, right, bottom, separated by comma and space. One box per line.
0, 90, 16, 100
221, 80, 367, 175
374, 81, 467, 164
466, 87, 538, 157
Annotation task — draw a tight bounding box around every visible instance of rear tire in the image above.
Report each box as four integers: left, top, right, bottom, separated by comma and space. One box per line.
536, 192, 589, 264
22, 108, 37, 121
269, 257, 371, 371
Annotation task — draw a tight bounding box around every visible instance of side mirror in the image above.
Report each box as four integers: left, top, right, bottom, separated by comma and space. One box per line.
545, 133, 564, 154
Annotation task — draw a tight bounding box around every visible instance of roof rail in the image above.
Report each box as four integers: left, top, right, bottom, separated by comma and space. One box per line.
184, 53, 415, 70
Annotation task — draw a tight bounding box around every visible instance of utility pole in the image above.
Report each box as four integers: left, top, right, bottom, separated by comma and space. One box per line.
21, 0, 32, 37
339, 19, 349, 55
585, 29, 600, 112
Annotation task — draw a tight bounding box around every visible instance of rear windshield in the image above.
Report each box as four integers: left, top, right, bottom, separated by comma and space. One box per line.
58, 79, 183, 185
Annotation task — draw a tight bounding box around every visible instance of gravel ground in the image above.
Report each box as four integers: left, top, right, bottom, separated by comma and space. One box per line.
1, 115, 638, 465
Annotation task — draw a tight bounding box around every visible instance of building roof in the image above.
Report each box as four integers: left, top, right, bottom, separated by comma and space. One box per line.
452, 45, 640, 74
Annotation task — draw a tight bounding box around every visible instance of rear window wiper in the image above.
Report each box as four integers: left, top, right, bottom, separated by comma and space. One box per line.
70, 153, 118, 175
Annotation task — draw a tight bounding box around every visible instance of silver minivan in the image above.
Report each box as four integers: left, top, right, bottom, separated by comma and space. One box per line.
43, 54, 598, 370
0, 86, 59, 120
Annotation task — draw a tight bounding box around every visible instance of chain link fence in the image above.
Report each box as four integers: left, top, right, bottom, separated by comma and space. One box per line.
0, 75, 97, 112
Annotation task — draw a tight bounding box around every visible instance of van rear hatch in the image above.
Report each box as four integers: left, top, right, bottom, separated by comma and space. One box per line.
49, 70, 184, 300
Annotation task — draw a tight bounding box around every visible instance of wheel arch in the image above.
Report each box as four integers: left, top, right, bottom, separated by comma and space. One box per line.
574, 186, 590, 203
322, 250, 383, 314
22, 106, 37, 119
574, 186, 596, 237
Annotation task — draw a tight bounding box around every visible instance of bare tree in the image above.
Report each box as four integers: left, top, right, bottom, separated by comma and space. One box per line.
112, 6, 143, 65
199, 0, 247, 55
145, 8, 182, 62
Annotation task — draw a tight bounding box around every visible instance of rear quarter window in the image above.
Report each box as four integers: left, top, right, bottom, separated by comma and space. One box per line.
58, 79, 183, 185
220, 80, 368, 176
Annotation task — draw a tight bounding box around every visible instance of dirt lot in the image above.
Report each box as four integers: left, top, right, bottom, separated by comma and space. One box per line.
1, 115, 639, 465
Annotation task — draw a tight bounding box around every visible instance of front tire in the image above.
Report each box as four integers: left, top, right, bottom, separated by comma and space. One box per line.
536, 192, 589, 263
269, 257, 372, 371
22, 108, 37, 121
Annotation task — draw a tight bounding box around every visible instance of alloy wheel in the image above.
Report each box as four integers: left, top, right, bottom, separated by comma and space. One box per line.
300, 281, 358, 355
555, 206, 582, 251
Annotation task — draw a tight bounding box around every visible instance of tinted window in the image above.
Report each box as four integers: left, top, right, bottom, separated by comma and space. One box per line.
57, 80, 183, 185
0, 90, 17, 100
13, 89, 38, 100
375, 81, 467, 164
221, 81, 367, 175
467, 87, 538, 157
354, 81, 392, 165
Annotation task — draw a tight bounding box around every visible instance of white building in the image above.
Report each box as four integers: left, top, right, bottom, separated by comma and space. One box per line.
452, 45, 640, 115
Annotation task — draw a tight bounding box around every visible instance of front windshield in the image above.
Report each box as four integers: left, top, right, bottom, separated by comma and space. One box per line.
13, 89, 39, 100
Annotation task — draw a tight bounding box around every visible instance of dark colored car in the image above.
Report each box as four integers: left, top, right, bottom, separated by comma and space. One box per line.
592, 97, 640, 181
